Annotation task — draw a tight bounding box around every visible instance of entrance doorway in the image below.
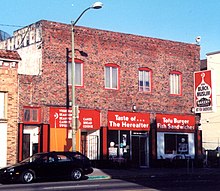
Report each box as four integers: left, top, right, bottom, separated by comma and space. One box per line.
81, 132, 99, 160
132, 134, 149, 167
22, 125, 39, 159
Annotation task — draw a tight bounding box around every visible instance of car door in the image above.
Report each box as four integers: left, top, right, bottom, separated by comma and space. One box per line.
55, 153, 73, 178
34, 153, 59, 179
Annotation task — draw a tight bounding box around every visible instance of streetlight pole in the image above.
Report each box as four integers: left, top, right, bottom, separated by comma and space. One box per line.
71, 2, 103, 151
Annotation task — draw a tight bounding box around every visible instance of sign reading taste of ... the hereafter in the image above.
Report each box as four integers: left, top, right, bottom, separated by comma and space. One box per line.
108, 111, 150, 131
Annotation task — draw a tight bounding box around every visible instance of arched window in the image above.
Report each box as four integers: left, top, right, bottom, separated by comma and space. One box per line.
138, 67, 152, 92
169, 71, 182, 95
104, 63, 120, 89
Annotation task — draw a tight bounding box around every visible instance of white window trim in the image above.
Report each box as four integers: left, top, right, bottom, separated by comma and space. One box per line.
0, 92, 7, 120
139, 70, 151, 92
105, 65, 118, 89
170, 73, 181, 95
68, 61, 83, 86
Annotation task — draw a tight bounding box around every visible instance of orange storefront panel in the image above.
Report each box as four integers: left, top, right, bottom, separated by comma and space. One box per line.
50, 107, 100, 151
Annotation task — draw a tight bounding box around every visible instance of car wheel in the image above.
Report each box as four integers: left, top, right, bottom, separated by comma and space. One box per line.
71, 169, 82, 180
20, 170, 34, 183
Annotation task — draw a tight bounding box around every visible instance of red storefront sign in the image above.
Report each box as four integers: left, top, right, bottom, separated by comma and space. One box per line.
156, 114, 195, 132
108, 111, 150, 131
194, 70, 216, 113
79, 109, 100, 130
50, 108, 100, 130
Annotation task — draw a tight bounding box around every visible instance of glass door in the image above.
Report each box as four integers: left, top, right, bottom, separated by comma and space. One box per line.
132, 134, 149, 167
140, 136, 148, 167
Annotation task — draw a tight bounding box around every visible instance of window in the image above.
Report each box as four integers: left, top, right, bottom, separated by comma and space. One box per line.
23, 107, 41, 123
105, 63, 119, 89
0, 92, 7, 119
68, 60, 83, 86
170, 71, 182, 95
57, 154, 71, 162
164, 134, 188, 154
107, 130, 130, 160
139, 68, 152, 92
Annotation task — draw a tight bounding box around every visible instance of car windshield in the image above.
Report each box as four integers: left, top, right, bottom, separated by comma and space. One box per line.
21, 154, 42, 163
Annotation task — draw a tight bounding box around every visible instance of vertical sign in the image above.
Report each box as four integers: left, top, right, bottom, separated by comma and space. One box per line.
194, 70, 216, 113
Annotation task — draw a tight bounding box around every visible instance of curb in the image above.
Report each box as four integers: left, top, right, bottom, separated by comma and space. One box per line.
88, 175, 111, 180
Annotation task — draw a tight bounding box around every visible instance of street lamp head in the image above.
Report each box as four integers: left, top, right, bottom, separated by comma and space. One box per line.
91, 2, 103, 9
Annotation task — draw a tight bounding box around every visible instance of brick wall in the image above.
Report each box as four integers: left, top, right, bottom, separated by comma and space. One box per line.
18, 20, 200, 126
0, 64, 18, 165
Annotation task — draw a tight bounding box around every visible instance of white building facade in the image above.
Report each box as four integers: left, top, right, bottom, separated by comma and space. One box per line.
201, 51, 220, 150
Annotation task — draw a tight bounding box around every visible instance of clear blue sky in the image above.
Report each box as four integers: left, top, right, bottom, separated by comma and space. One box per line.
1, 0, 220, 59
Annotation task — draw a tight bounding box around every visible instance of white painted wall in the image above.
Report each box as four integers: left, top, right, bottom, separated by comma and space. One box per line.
17, 44, 42, 75
201, 52, 220, 150
0, 123, 7, 168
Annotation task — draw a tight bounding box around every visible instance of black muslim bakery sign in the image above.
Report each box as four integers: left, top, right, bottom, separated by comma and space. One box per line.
194, 70, 216, 113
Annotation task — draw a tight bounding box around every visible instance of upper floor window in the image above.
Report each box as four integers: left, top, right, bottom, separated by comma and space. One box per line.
0, 92, 7, 119
23, 107, 41, 123
139, 67, 152, 92
68, 59, 83, 86
105, 63, 119, 89
170, 71, 182, 95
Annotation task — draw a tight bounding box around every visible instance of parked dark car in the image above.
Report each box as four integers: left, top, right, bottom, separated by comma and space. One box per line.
0, 151, 93, 184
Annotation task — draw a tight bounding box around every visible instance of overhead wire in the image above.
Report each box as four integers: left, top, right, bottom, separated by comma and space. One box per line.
0, 23, 24, 28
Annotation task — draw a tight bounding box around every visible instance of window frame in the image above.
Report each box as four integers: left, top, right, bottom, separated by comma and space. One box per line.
164, 134, 189, 155
138, 67, 152, 93
169, 71, 182, 96
104, 63, 120, 90
68, 59, 84, 87
23, 107, 41, 124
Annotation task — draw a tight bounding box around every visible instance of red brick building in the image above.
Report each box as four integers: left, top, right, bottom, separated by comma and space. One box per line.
0, 20, 201, 167
0, 49, 20, 167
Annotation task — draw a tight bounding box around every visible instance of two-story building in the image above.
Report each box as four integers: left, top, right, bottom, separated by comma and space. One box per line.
0, 20, 201, 167
0, 49, 21, 167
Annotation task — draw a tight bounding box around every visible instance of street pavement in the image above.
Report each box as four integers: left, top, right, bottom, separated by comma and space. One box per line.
88, 167, 220, 180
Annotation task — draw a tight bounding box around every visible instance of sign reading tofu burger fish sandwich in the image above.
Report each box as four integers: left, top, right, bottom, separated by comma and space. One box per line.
108, 111, 150, 131
157, 114, 195, 132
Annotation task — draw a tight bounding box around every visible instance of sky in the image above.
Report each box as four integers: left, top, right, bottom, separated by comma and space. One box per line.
1, 0, 220, 59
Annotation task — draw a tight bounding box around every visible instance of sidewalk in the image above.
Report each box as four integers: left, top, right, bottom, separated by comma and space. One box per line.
88, 167, 220, 180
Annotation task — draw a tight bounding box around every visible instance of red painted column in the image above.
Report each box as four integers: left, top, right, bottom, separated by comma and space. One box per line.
18, 123, 23, 162
102, 126, 108, 160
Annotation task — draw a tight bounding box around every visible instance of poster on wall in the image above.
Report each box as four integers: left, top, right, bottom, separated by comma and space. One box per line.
177, 135, 188, 154
194, 70, 216, 113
